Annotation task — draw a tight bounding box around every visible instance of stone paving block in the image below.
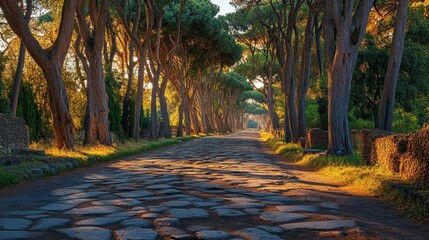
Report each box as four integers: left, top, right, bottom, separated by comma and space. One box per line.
115, 227, 158, 240
146, 184, 173, 190
234, 227, 282, 240
39, 203, 76, 211
31, 218, 69, 230
51, 188, 81, 196
92, 199, 142, 207
65, 206, 122, 215
158, 189, 182, 195
193, 202, 219, 208
57, 227, 111, 240
195, 230, 233, 240
256, 225, 284, 234
0, 218, 32, 230
75, 217, 127, 226
161, 200, 192, 208
154, 218, 182, 227
24, 214, 49, 220
6, 210, 46, 216
259, 211, 308, 223
167, 208, 209, 219
61, 191, 106, 200
0, 231, 42, 240
275, 205, 319, 213
106, 212, 137, 218
147, 206, 169, 213
116, 190, 154, 198
319, 202, 340, 210
156, 226, 188, 238
121, 219, 153, 227
243, 208, 262, 215
66, 183, 94, 189
214, 208, 247, 217
280, 220, 357, 231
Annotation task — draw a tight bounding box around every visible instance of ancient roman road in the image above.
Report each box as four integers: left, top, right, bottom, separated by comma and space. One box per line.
0, 131, 428, 240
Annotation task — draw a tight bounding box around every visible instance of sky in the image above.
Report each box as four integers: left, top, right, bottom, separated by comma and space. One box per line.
211, 0, 236, 16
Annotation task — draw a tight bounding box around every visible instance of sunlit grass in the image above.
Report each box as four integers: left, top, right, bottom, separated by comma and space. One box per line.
260, 131, 303, 161
0, 136, 197, 188
259, 130, 428, 220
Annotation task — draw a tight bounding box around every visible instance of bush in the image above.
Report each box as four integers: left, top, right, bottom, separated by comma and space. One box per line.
393, 108, 420, 133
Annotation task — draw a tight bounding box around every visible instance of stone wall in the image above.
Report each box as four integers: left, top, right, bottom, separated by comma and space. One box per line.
359, 129, 392, 165
372, 129, 429, 185
0, 114, 30, 154
305, 128, 328, 149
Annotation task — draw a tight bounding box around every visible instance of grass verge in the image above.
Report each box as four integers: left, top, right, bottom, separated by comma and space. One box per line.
259, 130, 429, 220
0, 136, 197, 189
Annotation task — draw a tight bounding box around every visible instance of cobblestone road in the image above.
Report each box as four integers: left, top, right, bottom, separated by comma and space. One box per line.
0, 131, 428, 239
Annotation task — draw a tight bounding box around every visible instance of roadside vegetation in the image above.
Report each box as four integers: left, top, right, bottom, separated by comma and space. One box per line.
0, 136, 197, 189
260, 131, 429, 220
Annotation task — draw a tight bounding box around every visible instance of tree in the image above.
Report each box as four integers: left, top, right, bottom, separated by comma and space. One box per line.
379, 0, 409, 131
10, 0, 32, 117
0, 0, 77, 149
296, 0, 321, 138
117, 0, 154, 139
75, 0, 112, 146
323, 0, 374, 155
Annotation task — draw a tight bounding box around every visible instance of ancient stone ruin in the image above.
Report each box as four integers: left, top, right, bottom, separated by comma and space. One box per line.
0, 113, 30, 155
372, 128, 429, 185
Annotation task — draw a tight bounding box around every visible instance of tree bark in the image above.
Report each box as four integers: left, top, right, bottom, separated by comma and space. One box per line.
157, 0, 187, 138
76, 0, 112, 146
379, 0, 409, 131
0, 0, 76, 149
323, 0, 374, 155
296, 1, 320, 138
11, 0, 32, 117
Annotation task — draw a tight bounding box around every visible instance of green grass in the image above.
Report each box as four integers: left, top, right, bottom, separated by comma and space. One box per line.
0, 136, 197, 188
259, 130, 429, 220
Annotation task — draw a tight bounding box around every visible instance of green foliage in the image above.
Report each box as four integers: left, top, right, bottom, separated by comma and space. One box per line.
0, 54, 9, 114
351, 6, 429, 129
0, 172, 23, 188
305, 103, 321, 128
16, 82, 42, 141
239, 90, 264, 103
105, 69, 122, 136
348, 108, 374, 130
240, 102, 266, 115
220, 72, 252, 91
392, 108, 420, 133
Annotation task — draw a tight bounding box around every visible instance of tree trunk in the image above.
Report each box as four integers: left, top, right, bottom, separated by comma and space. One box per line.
297, 2, 319, 138
10, 0, 32, 117
323, 0, 374, 155
133, 55, 145, 139
150, 77, 158, 140
10, 41, 26, 117
122, 40, 134, 135
184, 100, 192, 136
190, 105, 199, 135
177, 104, 184, 137
159, 90, 172, 138
379, 0, 409, 131
76, 0, 111, 146
327, 60, 355, 155
86, 51, 111, 145
45, 65, 75, 149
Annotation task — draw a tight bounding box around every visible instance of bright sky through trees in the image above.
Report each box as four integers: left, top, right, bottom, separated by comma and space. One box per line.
211, 0, 235, 15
